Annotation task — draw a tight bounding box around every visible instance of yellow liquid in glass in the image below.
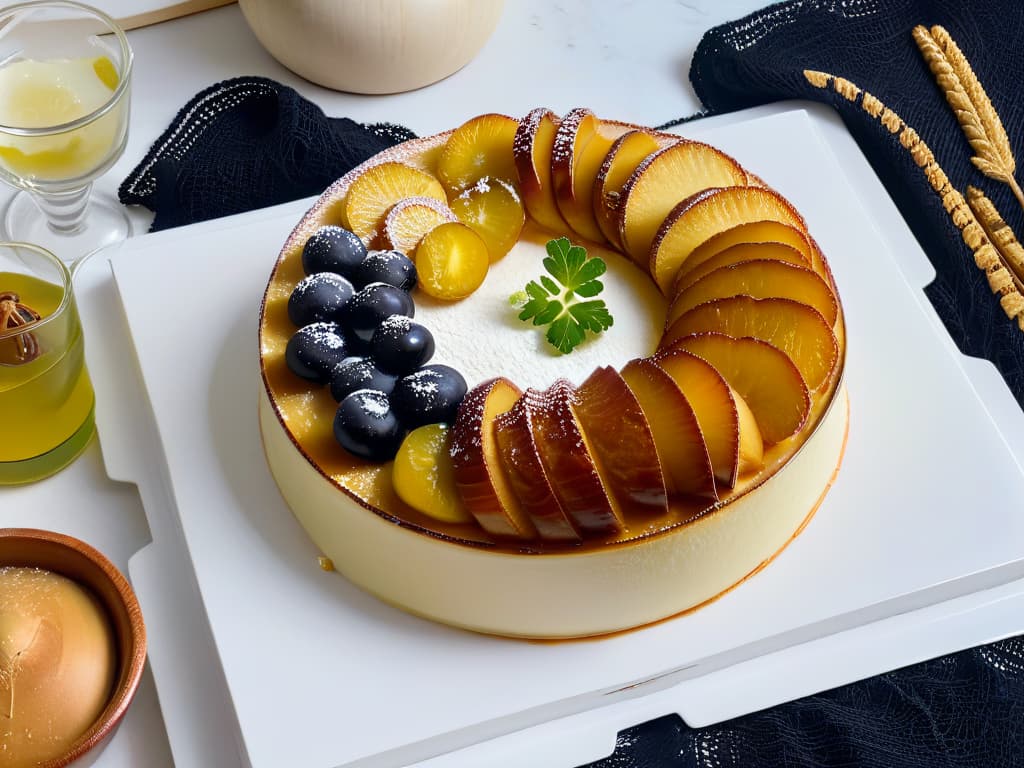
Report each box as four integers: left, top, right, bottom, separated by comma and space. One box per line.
0, 272, 94, 463
0, 57, 120, 182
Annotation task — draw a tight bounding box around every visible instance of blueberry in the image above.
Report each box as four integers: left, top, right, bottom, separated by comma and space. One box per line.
329, 356, 399, 402
285, 322, 347, 384
391, 364, 468, 428
354, 249, 417, 291
302, 225, 367, 278
371, 316, 434, 375
287, 272, 355, 327
340, 282, 414, 344
333, 389, 405, 461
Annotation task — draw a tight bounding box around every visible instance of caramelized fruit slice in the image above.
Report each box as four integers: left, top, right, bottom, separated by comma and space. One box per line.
450, 378, 536, 539
668, 332, 811, 444
672, 220, 815, 292
672, 241, 808, 296
414, 221, 490, 300
666, 259, 839, 330
619, 142, 747, 267
620, 358, 717, 499
494, 389, 581, 542
393, 424, 473, 523
531, 379, 622, 535
662, 296, 838, 391
343, 161, 446, 245
571, 366, 669, 518
449, 176, 526, 262
650, 186, 808, 294
593, 130, 663, 249
383, 196, 458, 254
513, 108, 566, 232
552, 108, 631, 243
437, 113, 519, 195
652, 348, 744, 489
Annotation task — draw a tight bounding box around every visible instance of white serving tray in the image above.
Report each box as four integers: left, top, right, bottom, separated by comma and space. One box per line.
78, 105, 1024, 768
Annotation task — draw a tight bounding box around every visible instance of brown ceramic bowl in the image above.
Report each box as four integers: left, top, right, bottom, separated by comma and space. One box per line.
0, 528, 146, 767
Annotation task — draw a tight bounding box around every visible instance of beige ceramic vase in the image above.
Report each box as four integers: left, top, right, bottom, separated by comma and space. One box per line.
238, 0, 505, 94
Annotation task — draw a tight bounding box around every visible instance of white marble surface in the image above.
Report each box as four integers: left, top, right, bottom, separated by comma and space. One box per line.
0, 1, 769, 765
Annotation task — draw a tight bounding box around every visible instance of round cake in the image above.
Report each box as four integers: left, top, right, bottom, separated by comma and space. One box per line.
258, 109, 849, 639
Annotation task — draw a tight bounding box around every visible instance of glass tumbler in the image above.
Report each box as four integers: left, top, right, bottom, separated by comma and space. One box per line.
0, 241, 94, 483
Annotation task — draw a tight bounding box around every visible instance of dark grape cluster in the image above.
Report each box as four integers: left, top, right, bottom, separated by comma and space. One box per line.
285, 225, 467, 461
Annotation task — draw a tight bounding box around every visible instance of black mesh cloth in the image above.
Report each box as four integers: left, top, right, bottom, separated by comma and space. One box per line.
118, 77, 415, 231
582, 1, 1024, 765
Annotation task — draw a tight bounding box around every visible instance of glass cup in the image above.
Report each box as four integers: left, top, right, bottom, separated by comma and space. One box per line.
0, 241, 94, 483
0, 1, 133, 262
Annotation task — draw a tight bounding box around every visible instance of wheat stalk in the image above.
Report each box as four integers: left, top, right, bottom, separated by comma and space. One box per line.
912, 24, 1024, 213
967, 186, 1024, 292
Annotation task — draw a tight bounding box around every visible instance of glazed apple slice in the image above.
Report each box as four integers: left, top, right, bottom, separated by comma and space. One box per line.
513, 108, 567, 233
593, 129, 663, 249
668, 332, 811, 444
651, 348, 760, 489
494, 389, 581, 543
571, 366, 669, 518
449, 377, 537, 540
343, 161, 447, 245
618, 141, 747, 268
662, 296, 839, 391
551, 108, 632, 243
531, 379, 623, 536
672, 241, 809, 295
437, 113, 519, 195
383, 196, 458, 254
671, 221, 816, 292
650, 186, 809, 294
620, 358, 717, 500
666, 259, 839, 330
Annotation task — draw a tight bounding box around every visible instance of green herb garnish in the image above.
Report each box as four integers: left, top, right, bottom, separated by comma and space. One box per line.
511, 237, 613, 354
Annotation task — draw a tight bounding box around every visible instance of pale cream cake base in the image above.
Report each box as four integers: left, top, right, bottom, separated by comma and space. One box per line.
259, 383, 848, 639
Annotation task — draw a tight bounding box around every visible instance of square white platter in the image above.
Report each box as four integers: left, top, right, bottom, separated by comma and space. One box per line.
79, 106, 1024, 768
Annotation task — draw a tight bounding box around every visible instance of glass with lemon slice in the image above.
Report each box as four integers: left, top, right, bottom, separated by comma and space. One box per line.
0, 2, 132, 261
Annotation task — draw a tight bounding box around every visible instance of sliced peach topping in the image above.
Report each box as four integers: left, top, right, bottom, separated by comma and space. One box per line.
652, 348, 758, 490
671, 220, 815, 293
512, 108, 566, 233
449, 176, 525, 262
662, 296, 838, 391
449, 378, 536, 540
437, 113, 519, 196
620, 358, 717, 500
667, 332, 811, 444
650, 186, 808, 294
531, 379, 622, 536
672, 240, 809, 296
343, 161, 446, 245
551, 108, 632, 243
571, 366, 669, 518
619, 142, 747, 268
494, 389, 581, 543
383, 196, 458, 254
414, 221, 489, 300
666, 259, 839, 330
593, 129, 663, 249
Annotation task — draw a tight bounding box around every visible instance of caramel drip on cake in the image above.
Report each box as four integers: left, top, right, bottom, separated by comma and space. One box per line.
803, 69, 1024, 331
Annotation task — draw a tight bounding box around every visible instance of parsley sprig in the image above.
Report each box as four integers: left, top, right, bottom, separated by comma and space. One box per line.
510, 237, 614, 354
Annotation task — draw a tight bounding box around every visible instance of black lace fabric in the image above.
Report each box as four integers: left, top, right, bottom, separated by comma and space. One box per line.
119, 77, 415, 231
583, 1, 1024, 764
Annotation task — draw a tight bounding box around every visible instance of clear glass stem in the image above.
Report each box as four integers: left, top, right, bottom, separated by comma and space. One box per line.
31, 183, 92, 235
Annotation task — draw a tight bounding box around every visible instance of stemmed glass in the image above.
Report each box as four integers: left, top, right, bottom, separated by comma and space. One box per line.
0, 1, 133, 262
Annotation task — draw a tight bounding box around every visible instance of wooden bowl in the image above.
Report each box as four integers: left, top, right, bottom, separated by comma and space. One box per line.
238, 0, 505, 94
0, 528, 146, 768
